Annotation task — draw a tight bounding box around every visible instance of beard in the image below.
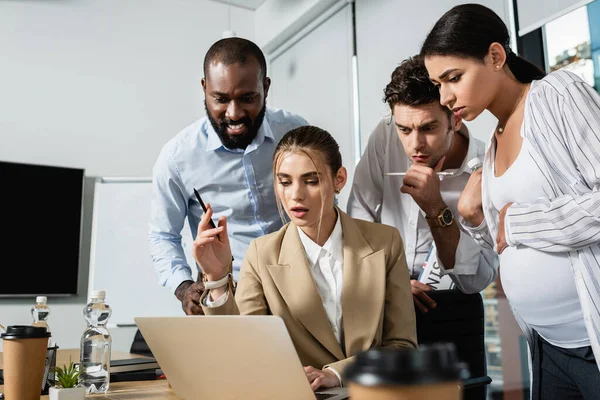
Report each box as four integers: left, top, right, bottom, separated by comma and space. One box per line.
205, 101, 267, 150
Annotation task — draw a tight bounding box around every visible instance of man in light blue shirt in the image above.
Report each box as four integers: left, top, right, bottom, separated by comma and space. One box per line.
149, 38, 307, 315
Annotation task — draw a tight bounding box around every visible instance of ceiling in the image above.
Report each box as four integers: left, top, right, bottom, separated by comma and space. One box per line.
210, 0, 268, 10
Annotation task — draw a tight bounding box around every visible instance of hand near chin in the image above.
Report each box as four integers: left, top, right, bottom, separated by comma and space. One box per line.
401, 156, 447, 217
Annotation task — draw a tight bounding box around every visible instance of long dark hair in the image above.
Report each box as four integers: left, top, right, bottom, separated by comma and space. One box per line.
420, 4, 545, 83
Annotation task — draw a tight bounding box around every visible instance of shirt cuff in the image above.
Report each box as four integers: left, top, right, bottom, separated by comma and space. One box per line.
203, 288, 229, 307
459, 215, 488, 233
165, 269, 194, 295
325, 367, 343, 387
436, 231, 479, 276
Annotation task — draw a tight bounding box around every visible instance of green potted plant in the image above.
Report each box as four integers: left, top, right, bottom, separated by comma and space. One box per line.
49, 360, 86, 400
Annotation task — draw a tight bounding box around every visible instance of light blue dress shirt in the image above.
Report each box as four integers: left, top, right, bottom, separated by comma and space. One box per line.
149, 107, 308, 293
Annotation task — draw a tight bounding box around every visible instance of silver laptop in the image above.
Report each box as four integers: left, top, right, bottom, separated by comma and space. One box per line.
135, 315, 349, 400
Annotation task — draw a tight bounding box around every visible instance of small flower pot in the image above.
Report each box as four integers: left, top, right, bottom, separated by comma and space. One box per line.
49, 386, 86, 400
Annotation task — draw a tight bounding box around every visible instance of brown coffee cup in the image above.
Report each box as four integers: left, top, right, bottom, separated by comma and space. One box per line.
344, 343, 468, 400
1, 325, 51, 400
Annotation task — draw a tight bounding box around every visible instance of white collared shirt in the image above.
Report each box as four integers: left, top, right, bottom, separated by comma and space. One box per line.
347, 119, 498, 294
296, 214, 344, 344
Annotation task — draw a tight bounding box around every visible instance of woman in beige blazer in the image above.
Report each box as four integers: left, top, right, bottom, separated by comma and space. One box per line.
193, 125, 417, 391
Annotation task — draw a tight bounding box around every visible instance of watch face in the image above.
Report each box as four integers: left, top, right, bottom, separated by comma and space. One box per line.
441, 208, 453, 225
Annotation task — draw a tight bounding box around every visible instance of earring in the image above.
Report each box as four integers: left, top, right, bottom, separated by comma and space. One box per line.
495, 65, 500, 69
334, 188, 340, 194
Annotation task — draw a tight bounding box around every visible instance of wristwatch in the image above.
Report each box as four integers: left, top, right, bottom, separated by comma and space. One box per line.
426, 207, 454, 228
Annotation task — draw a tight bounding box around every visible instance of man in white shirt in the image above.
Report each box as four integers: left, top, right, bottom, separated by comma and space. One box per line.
347, 56, 498, 312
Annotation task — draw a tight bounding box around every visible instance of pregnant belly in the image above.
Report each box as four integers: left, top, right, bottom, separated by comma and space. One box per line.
499, 246, 581, 325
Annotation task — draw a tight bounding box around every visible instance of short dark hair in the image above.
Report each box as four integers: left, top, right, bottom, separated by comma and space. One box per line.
383, 56, 449, 117
203, 37, 267, 80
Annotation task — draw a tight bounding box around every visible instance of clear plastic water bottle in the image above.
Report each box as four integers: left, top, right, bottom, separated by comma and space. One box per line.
31, 296, 50, 330
80, 289, 112, 394
32, 296, 55, 346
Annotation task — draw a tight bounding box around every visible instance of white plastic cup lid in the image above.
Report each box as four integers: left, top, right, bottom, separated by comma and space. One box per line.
36, 296, 47, 304
90, 289, 106, 300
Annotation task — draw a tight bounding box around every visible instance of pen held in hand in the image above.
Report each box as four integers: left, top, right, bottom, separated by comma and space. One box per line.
384, 171, 455, 176
193, 188, 234, 262
193, 188, 216, 229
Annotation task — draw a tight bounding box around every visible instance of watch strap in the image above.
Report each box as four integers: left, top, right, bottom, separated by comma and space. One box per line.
201, 261, 236, 292
204, 273, 232, 290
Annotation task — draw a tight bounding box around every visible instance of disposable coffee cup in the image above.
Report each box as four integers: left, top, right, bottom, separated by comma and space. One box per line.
1, 325, 51, 400
344, 343, 468, 400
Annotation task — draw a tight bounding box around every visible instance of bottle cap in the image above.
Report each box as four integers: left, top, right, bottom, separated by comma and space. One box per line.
36, 296, 47, 304
90, 290, 106, 300
467, 157, 483, 172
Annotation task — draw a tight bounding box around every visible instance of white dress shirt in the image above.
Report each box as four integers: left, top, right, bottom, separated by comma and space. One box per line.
347, 119, 498, 294
296, 215, 344, 344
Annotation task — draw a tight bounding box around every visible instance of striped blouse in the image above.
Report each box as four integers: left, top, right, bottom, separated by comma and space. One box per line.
464, 70, 600, 370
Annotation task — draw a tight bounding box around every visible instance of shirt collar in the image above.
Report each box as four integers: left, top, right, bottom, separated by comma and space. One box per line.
204, 112, 274, 153
442, 125, 480, 177
297, 211, 343, 268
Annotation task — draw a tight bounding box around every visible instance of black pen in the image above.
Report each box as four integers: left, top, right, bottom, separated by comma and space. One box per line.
193, 188, 234, 261
193, 188, 216, 229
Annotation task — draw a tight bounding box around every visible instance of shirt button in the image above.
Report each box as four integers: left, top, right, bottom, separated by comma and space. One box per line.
408, 244, 414, 249
410, 220, 416, 227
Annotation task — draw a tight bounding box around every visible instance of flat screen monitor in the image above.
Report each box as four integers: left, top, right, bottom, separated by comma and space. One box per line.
0, 161, 84, 297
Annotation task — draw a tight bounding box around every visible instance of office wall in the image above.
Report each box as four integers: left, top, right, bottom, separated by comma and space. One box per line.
268, 4, 355, 209
254, 0, 340, 53
517, 0, 593, 35
0, 0, 253, 352
355, 0, 510, 150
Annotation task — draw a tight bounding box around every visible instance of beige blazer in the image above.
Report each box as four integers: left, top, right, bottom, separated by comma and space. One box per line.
200, 210, 417, 375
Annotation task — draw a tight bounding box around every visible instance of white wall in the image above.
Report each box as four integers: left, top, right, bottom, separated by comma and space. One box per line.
268, 4, 355, 209
254, 0, 341, 53
0, 0, 253, 352
355, 0, 510, 149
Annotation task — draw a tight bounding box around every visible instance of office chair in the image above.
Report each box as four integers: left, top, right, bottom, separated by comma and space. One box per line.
415, 289, 492, 400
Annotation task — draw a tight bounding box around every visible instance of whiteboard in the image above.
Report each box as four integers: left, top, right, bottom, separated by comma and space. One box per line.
89, 178, 198, 326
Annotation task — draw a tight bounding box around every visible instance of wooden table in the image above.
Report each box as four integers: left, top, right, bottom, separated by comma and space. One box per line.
1, 349, 180, 399
0, 348, 147, 370
49, 380, 179, 400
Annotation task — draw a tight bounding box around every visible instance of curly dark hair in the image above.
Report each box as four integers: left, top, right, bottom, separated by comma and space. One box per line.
383, 56, 449, 118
